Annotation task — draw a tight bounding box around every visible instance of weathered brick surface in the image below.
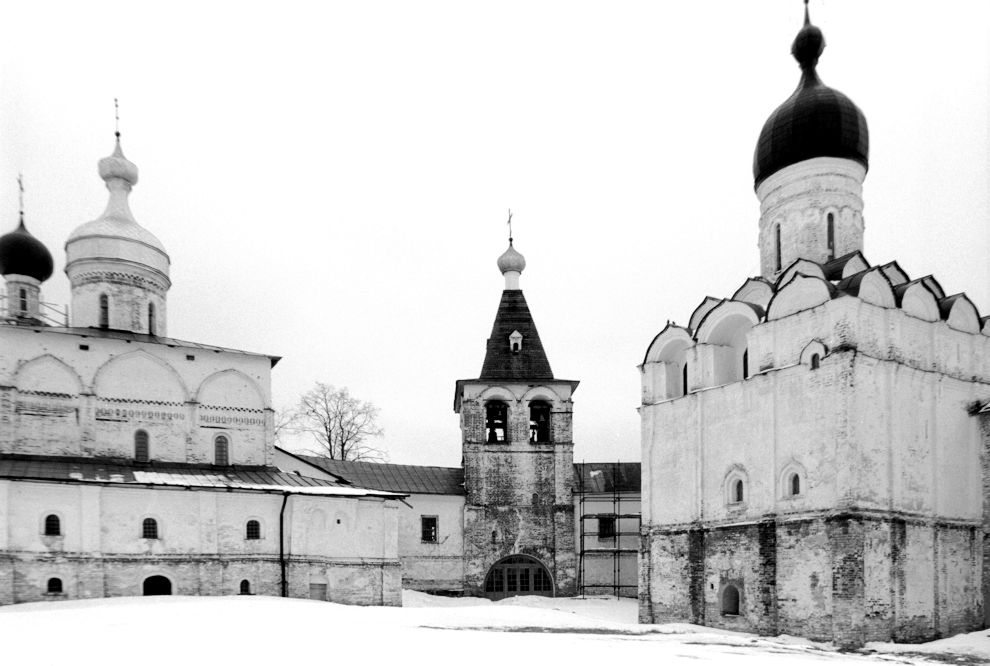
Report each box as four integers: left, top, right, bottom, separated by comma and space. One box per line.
638, 514, 982, 646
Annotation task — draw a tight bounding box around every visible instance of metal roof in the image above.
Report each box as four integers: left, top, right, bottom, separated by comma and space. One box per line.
0, 454, 401, 498
298, 456, 465, 495
2, 326, 281, 367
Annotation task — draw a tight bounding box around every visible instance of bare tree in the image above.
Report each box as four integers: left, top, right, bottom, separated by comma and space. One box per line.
272, 406, 299, 447
294, 382, 386, 461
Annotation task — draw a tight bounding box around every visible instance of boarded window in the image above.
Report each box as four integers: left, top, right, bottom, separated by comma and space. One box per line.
309, 583, 327, 601
142, 518, 158, 539
421, 516, 438, 543
485, 402, 507, 443
597, 516, 616, 540
246, 520, 261, 540
214, 435, 229, 466
44, 514, 61, 536
134, 430, 149, 462
47, 578, 63, 594
529, 401, 551, 442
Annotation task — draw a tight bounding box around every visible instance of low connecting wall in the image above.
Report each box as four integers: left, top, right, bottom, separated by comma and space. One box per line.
639, 513, 983, 647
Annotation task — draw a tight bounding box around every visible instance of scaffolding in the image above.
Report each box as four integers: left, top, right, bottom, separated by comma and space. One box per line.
576, 461, 640, 598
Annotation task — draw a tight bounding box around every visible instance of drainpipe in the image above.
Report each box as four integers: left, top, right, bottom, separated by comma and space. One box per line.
279, 492, 290, 597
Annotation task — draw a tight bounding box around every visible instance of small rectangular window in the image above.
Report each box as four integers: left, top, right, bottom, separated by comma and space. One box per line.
186, 355, 195, 361
309, 583, 327, 601
597, 516, 616, 540
79, 344, 89, 351
421, 516, 438, 543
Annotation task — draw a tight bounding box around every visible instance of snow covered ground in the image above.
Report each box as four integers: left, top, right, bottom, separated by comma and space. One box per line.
1, 590, 988, 665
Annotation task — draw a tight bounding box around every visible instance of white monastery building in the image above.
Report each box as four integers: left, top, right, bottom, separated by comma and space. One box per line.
0, 132, 403, 606
639, 7, 990, 647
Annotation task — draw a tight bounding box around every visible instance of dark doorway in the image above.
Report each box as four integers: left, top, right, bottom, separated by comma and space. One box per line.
483, 555, 554, 600
143, 575, 172, 596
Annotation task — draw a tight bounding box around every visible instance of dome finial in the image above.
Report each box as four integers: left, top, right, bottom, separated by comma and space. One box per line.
507, 208, 514, 245
792, 0, 825, 74
114, 97, 121, 140
17, 173, 24, 229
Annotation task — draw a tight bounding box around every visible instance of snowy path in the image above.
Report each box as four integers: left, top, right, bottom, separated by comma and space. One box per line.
0, 591, 987, 665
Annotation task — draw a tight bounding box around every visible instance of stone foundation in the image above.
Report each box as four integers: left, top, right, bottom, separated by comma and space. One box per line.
0, 553, 402, 607
639, 513, 983, 647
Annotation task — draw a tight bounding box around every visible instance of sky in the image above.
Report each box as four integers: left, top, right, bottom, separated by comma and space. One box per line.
0, 1, 987, 467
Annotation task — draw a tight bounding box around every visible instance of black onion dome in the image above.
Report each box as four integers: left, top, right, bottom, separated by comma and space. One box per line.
753, 7, 869, 188
0, 219, 54, 281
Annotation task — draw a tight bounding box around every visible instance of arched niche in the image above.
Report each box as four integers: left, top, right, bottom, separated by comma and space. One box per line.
731, 278, 774, 311
898, 281, 940, 322
799, 340, 828, 369
688, 297, 722, 333
767, 274, 832, 320
940, 294, 981, 334
15, 355, 84, 395
641, 324, 693, 402
696, 302, 760, 386
196, 369, 267, 410
776, 259, 825, 291
93, 350, 188, 403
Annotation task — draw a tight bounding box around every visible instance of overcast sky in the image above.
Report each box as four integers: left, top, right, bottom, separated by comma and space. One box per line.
1, 1, 987, 466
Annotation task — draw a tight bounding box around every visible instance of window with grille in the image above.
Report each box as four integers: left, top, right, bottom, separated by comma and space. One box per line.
246, 520, 261, 540
134, 430, 149, 462
44, 514, 61, 536
214, 435, 229, 466
421, 516, 438, 543
239, 580, 251, 595
47, 578, 63, 594
142, 518, 158, 539
528, 401, 551, 443
485, 402, 507, 443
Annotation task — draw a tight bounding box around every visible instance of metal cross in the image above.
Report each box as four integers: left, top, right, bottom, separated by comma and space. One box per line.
114, 98, 120, 138
507, 209, 513, 242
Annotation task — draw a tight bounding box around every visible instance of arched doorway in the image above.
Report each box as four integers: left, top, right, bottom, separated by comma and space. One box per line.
143, 575, 172, 596
483, 555, 554, 600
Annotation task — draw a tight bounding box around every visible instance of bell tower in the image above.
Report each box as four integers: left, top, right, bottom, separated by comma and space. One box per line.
454, 238, 578, 597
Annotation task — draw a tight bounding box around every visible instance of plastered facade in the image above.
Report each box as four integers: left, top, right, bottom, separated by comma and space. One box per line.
640, 264, 990, 646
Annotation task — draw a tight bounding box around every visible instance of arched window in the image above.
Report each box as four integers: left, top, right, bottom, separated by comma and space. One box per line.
733, 479, 744, 503
682, 362, 688, 396
214, 435, 229, 466
99, 293, 109, 328
44, 514, 61, 536
790, 473, 801, 496
239, 580, 251, 595
47, 578, 63, 594
134, 430, 149, 462
721, 585, 740, 615
529, 401, 551, 443
826, 212, 835, 259
742, 349, 749, 379
810, 353, 820, 370
485, 402, 507, 443
246, 520, 261, 540
19, 288, 27, 313
142, 518, 159, 539
774, 224, 782, 272
148, 302, 156, 335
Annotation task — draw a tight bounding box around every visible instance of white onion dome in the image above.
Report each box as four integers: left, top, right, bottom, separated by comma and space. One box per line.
65, 137, 169, 282
497, 241, 526, 274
